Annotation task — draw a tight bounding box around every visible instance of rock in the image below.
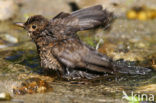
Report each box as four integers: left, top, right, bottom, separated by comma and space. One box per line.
0, 0, 18, 21
3, 34, 18, 43
0, 34, 18, 49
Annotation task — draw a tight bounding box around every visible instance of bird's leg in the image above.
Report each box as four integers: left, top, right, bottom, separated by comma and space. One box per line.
66, 67, 70, 75
62, 67, 77, 80
62, 67, 100, 80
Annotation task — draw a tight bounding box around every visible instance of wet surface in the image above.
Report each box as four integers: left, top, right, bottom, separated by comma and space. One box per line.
0, 0, 156, 103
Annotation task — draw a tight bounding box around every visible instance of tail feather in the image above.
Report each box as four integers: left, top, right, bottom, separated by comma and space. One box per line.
112, 60, 152, 75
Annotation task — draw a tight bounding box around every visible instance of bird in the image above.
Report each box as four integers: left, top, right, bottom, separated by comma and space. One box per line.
15, 5, 151, 80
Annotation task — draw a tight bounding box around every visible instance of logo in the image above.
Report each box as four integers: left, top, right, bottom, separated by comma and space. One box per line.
122, 91, 155, 102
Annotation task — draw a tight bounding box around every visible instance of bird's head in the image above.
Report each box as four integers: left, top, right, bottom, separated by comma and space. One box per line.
15, 15, 49, 38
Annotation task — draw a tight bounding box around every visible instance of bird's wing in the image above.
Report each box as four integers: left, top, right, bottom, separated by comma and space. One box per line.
53, 12, 70, 19
51, 5, 113, 33
51, 38, 114, 73
52, 5, 103, 19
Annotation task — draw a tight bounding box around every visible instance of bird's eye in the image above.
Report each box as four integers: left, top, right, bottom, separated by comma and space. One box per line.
32, 25, 36, 29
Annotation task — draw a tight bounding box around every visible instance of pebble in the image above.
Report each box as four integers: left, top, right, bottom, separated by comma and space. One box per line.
4, 34, 18, 43
0, 34, 18, 49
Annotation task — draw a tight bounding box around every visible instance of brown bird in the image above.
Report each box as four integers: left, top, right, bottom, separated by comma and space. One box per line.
16, 5, 150, 80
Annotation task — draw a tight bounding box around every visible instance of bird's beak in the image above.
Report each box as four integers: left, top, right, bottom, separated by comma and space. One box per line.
14, 22, 25, 28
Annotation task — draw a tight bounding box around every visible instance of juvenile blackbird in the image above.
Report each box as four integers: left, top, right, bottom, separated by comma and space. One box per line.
16, 5, 151, 80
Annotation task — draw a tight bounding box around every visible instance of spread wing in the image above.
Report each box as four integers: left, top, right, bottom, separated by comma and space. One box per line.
51, 38, 114, 73
51, 5, 113, 34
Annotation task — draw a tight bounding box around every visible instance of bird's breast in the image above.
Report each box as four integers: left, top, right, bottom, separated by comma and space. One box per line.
39, 45, 63, 72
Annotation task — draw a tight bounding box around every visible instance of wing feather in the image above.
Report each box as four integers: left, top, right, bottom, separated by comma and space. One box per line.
51, 39, 114, 73
51, 5, 113, 34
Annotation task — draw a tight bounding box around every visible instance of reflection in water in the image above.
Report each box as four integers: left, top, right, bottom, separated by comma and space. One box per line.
5, 50, 42, 73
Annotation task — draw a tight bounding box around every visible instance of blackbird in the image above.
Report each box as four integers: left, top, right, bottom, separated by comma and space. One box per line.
16, 5, 151, 80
